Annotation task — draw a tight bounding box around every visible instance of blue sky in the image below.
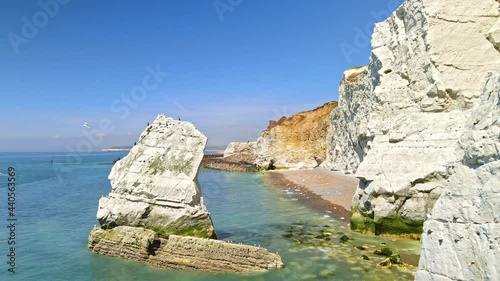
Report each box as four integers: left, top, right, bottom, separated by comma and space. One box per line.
0, 0, 404, 152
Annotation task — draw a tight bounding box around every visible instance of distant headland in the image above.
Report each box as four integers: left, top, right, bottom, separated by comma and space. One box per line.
100, 146, 132, 152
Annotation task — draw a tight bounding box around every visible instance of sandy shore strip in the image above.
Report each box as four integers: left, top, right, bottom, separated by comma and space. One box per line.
262, 168, 358, 223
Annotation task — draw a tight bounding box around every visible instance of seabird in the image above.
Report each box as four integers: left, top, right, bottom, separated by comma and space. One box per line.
83, 122, 90, 129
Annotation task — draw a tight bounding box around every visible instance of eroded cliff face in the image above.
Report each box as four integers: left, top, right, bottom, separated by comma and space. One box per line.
255, 101, 338, 169
95, 114, 216, 238
324, 0, 500, 238
416, 74, 500, 281
322, 66, 374, 173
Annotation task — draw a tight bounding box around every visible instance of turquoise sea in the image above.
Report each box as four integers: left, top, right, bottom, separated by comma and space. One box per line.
0, 152, 420, 281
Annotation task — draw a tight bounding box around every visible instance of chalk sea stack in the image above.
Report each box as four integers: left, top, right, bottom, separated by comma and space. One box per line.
89, 114, 283, 273
95, 114, 216, 238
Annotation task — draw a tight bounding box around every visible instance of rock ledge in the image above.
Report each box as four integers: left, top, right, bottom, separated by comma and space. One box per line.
89, 226, 283, 273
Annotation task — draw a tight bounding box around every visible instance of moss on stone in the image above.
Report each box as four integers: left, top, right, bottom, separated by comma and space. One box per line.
255, 166, 269, 173
164, 154, 193, 176
351, 208, 423, 239
389, 254, 402, 264
148, 156, 166, 175
100, 221, 117, 230
374, 247, 393, 256
374, 216, 423, 238
103, 230, 120, 241
350, 208, 375, 235
339, 234, 351, 244
143, 215, 216, 239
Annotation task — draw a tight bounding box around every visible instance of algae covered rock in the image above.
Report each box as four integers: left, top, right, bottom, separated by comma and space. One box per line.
374, 247, 392, 256
96, 114, 216, 238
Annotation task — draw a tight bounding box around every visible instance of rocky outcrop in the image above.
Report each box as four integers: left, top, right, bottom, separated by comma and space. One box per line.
255, 102, 338, 169
94, 114, 216, 238
89, 226, 283, 273
416, 74, 500, 281
201, 157, 257, 172
324, 0, 500, 237
223, 141, 256, 158
89, 114, 284, 272
201, 141, 257, 172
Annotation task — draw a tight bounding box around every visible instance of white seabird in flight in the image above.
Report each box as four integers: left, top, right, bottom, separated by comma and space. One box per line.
83, 122, 90, 129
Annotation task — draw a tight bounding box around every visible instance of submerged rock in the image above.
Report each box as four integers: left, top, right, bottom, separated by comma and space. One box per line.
319, 269, 335, 278
378, 254, 404, 268
339, 235, 351, 244
360, 255, 370, 261
89, 114, 283, 273
374, 247, 393, 256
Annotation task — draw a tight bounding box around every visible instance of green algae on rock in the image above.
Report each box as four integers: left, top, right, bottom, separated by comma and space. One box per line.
350, 208, 422, 239
279, 220, 416, 276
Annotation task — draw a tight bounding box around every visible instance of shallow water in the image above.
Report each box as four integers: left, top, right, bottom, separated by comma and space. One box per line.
0, 152, 420, 280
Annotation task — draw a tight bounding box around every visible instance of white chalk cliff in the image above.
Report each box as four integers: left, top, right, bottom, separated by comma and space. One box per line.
416, 73, 500, 280
324, 0, 500, 242
96, 114, 216, 238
